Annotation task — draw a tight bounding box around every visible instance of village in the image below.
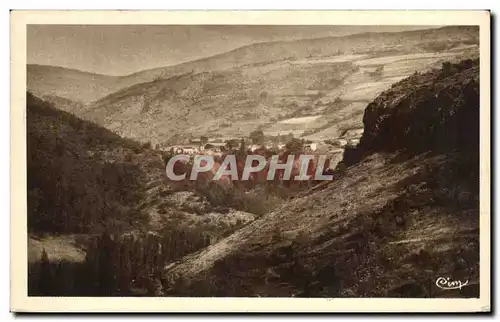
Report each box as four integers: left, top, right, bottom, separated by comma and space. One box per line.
156, 128, 364, 161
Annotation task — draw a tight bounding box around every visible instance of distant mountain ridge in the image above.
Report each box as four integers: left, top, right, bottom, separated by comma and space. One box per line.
28, 25, 478, 105
27, 64, 121, 104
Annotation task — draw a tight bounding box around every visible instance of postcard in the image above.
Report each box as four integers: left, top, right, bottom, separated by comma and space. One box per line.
10, 10, 491, 313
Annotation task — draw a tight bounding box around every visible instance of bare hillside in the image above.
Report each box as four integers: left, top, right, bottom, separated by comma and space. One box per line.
28, 26, 478, 116
123, 26, 479, 85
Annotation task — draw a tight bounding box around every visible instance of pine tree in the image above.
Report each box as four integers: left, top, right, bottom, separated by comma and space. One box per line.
118, 237, 132, 295
152, 278, 165, 296
132, 236, 147, 286
239, 137, 246, 154
38, 248, 53, 295
155, 242, 165, 278
98, 231, 116, 296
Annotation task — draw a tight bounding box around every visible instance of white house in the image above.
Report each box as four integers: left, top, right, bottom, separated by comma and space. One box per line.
348, 138, 360, 146
205, 142, 226, 153
344, 128, 364, 138
249, 144, 263, 152
182, 146, 199, 154
305, 142, 318, 151
337, 139, 348, 147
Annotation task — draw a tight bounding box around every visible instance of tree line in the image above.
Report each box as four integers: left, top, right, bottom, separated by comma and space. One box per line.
29, 228, 212, 296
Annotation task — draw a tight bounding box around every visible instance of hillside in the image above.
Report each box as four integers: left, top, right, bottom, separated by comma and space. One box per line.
27, 91, 150, 234
27, 65, 121, 104
85, 60, 358, 144
123, 26, 479, 87
162, 59, 480, 298
80, 26, 478, 152
28, 26, 478, 121
27, 93, 260, 295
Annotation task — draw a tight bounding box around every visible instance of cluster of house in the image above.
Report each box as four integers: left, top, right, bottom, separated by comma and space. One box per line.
160, 126, 366, 158
163, 138, 320, 156
166, 142, 226, 155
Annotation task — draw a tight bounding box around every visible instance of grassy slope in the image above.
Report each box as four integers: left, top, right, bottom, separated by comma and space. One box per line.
162, 59, 480, 298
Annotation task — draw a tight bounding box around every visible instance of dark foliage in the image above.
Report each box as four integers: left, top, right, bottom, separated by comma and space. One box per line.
27, 92, 150, 234
29, 229, 212, 296
249, 129, 265, 145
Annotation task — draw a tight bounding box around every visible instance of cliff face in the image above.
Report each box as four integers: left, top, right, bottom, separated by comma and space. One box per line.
162, 59, 481, 298
342, 59, 479, 167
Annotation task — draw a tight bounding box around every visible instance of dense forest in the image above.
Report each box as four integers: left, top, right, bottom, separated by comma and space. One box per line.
28, 230, 211, 296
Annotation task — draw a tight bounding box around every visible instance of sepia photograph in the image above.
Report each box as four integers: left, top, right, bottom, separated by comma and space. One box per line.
10, 10, 490, 312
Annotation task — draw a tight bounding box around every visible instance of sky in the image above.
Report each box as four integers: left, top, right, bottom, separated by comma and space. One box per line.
27, 25, 435, 76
